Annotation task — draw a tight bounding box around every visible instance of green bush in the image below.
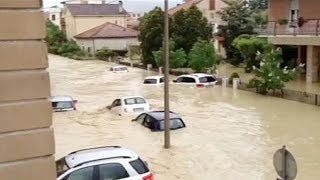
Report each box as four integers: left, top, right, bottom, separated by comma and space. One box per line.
95, 48, 115, 61
228, 72, 240, 84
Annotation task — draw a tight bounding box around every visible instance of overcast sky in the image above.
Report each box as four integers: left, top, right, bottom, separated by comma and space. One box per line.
43, 0, 183, 13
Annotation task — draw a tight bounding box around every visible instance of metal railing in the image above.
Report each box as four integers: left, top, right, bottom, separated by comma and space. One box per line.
257, 19, 320, 36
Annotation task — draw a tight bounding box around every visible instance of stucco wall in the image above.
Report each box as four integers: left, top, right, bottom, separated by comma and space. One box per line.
65, 9, 77, 39
197, 0, 226, 31
0, 0, 55, 180
77, 38, 139, 53
74, 16, 127, 36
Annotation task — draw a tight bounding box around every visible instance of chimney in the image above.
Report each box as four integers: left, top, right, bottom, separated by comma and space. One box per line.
102, 0, 106, 4
119, 1, 124, 13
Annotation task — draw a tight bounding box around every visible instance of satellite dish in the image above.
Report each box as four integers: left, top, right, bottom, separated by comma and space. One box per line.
273, 146, 297, 180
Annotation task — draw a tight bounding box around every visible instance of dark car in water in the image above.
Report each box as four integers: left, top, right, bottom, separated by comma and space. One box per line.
133, 111, 186, 131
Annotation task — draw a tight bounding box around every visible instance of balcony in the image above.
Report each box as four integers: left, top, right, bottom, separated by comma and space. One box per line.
258, 19, 320, 36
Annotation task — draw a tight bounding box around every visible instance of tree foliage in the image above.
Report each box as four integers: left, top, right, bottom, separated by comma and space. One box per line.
250, 48, 304, 94
153, 41, 187, 69
217, 0, 255, 65
188, 40, 218, 73
138, 7, 166, 67
248, 0, 268, 11
233, 35, 272, 72
172, 6, 212, 53
95, 47, 115, 61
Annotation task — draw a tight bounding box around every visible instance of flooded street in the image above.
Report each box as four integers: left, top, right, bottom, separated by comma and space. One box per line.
50, 54, 320, 180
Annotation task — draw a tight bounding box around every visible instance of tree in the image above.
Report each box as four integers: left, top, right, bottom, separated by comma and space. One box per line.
233, 35, 272, 72
217, 0, 255, 65
95, 47, 114, 61
153, 40, 187, 69
172, 6, 212, 54
249, 48, 304, 94
138, 7, 167, 67
188, 40, 218, 73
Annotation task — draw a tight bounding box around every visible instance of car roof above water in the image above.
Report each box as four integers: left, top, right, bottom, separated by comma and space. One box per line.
64, 146, 138, 168
146, 111, 181, 121
178, 73, 213, 78
144, 76, 163, 79
51, 96, 73, 102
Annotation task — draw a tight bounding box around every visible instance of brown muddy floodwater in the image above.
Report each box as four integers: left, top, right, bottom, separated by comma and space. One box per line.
49, 54, 320, 180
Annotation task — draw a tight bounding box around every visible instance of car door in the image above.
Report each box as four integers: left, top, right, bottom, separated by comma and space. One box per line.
110, 99, 122, 115
98, 163, 132, 180
60, 166, 97, 180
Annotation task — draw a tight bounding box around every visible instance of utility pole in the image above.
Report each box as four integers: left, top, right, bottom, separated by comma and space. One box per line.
164, 0, 170, 149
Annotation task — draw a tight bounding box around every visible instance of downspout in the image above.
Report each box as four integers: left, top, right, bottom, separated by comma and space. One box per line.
93, 39, 96, 54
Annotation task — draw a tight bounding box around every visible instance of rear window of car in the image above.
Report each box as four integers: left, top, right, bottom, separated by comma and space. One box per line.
159, 118, 185, 130
115, 67, 128, 71
52, 101, 73, 109
199, 76, 216, 83
129, 158, 149, 174
124, 97, 146, 105
144, 79, 157, 84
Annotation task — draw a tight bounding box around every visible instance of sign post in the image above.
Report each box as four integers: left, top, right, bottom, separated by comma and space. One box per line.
273, 146, 297, 180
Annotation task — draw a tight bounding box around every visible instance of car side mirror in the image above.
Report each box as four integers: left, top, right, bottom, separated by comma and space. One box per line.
131, 119, 137, 122
106, 105, 111, 110
173, 80, 177, 83
73, 100, 78, 103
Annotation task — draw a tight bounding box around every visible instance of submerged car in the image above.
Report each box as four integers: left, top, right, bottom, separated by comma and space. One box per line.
143, 76, 164, 85
110, 66, 129, 73
56, 146, 154, 180
51, 96, 77, 112
133, 111, 186, 131
107, 96, 151, 116
172, 73, 217, 88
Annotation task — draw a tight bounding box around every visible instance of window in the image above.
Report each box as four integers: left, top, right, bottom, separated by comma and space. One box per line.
87, 47, 91, 53
159, 118, 185, 130
99, 163, 129, 179
64, 166, 94, 180
199, 76, 216, 83
160, 77, 164, 83
210, 12, 214, 19
209, 0, 215, 10
129, 158, 149, 174
144, 79, 157, 84
137, 114, 146, 124
143, 115, 152, 128
115, 20, 118, 24
132, 14, 136, 17
52, 101, 73, 109
124, 97, 146, 105
51, 14, 56, 21
115, 67, 128, 71
181, 77, 196, 83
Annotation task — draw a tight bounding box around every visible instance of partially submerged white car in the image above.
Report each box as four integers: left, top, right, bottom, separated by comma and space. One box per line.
107, 96, 151, 116
110, 66, 129, 73
51, 96, 77, 112
143, 76, 164, 85
173, 73, 217, 88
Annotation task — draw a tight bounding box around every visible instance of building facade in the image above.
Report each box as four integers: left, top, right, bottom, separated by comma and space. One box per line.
0, 0, 55, 179
45, 6, 62, 29
75, 22, 139, 53
62, 1, 129, 39
263, 0, 320, 82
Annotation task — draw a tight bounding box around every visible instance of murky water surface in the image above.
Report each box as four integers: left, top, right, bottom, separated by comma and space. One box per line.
50, 55, 320, 180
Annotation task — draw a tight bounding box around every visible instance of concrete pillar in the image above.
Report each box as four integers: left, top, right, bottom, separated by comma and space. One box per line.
147, 64, 152, 71
233, 78, 240, 89
306, 46, 319, 82
222, 77, 228, 87
159, 67, 163, 75
297, 46, 301, 65
0, 1, 55, 180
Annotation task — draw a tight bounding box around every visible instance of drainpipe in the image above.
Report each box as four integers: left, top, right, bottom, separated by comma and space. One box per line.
93, 39, 96, 54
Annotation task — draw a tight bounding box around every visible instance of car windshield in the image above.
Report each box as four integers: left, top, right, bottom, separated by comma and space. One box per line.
124, 97, 146, 105
52, 101, 73, 109
56, 157, 70, 177
143, 79, 157, 84
199, 76, 216, 83
159, 118, 185, 130
115, 67, 127, 71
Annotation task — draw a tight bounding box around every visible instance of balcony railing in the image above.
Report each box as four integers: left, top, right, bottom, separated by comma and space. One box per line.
257, 19, 320, 36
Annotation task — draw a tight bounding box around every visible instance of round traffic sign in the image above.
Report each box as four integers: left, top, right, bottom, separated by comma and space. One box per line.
273, 146, 297, 180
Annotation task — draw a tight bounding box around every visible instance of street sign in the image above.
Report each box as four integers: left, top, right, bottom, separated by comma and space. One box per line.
273, 146, 297, 180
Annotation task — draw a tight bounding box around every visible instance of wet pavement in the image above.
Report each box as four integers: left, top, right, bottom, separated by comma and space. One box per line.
50, 54, 320, 180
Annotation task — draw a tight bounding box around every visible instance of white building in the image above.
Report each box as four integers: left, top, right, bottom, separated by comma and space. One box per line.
75, 22, 139, 54
45, 6, 62, 29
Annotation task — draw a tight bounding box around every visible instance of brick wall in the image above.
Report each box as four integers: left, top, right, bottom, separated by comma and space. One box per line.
0, 1, 56, 180
300, 0, 320, 19
268, 0, 290, 21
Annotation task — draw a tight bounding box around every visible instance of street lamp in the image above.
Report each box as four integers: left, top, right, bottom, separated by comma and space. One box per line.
164, 0, 170, 149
